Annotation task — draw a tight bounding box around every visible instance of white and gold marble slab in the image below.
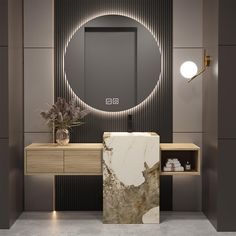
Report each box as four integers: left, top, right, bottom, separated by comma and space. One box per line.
103, 132, 160, 224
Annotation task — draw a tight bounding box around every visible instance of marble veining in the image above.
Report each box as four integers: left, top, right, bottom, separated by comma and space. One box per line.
103, 132, 160, 224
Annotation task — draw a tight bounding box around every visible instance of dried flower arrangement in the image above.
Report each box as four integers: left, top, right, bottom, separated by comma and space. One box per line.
40, 97, 90, 129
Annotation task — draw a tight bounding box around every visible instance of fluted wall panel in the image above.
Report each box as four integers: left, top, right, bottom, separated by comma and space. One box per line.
55, 176, 103, 211
55, 0, 172, 211
55, 0, 173, 143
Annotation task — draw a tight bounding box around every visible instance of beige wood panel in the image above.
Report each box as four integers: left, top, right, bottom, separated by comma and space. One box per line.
25, 143, 103, 151
195, 149, 201, 175
161, 171, 200, 176
26, 150, 63, 173
24, 170, 103, 175
160, 143, 200, 150
64, 150, 102, 174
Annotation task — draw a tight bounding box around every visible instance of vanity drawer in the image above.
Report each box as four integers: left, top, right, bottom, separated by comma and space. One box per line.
64, 150, 102, 174
26, 150, 64, 173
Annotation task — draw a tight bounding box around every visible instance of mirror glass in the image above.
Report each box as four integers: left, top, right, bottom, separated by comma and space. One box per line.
65, 15, 161, 112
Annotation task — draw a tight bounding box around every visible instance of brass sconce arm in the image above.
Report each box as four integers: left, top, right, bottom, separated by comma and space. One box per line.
188, 54, 210, 83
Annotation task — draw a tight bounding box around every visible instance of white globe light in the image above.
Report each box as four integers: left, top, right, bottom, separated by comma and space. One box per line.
180, 61, 198, 79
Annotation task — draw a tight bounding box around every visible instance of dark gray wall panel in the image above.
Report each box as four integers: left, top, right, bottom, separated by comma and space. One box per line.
173, 176, 202, 211
0, 0, 8, 46
202, 137, 218, 229
0, 139, 9, 228
218, 46, 236, 139
204, 0, 236, 231
217, 25, 236, 231
218, 139, 236, 231
24, 176, 53, 211
202, 0, 219, 230
0, 0, 24, 228
55, 0, 173, 143
0, 47, 8, 138
8, 0, 24, 227
219, 0, 236, 45
0, 0, 24, 229
0, 0, 9, 228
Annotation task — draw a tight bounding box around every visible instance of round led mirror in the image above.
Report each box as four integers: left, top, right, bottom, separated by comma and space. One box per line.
64, 15, 161, 112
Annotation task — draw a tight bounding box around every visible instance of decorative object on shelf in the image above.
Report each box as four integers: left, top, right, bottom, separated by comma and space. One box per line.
163, 158, 184, 172
56, 128, 70, 145
185, 161, 191, 171
40, 97, 90, 145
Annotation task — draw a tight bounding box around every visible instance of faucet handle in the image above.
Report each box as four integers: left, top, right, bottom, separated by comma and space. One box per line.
127, 114, 133, 132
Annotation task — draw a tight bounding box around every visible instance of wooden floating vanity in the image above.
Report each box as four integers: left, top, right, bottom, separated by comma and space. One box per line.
24, 143, 103, 175
25, 143, 200, 176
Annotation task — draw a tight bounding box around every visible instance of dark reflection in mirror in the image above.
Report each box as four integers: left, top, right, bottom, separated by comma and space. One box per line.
65, 15, 161, 112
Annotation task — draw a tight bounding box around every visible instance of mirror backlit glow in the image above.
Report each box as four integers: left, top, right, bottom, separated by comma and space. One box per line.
64, 15, 161, 112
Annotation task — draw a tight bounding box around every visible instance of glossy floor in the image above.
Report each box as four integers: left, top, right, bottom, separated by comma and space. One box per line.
0, 212, 235, 236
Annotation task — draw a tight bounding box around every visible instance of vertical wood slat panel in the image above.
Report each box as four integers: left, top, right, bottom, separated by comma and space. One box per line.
55, 0, 172, 211
55, 176, 103, 211
55, 0, 172, 143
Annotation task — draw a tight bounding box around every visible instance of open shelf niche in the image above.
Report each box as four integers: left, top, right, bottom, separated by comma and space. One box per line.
160, 143, 200, 176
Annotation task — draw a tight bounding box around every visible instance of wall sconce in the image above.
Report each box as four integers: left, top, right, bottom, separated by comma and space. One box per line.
180, 51, 210, 82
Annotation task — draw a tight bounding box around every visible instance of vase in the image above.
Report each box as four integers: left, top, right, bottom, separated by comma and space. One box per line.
56, 128, 70, 145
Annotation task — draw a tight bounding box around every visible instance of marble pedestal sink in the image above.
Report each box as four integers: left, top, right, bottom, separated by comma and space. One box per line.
103, 132, 160, 224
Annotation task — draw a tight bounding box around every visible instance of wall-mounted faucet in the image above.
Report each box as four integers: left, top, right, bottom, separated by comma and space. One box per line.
127, 114, 133, 132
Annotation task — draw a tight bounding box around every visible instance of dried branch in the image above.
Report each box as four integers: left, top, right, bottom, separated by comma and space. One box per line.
40, 97, 90, 129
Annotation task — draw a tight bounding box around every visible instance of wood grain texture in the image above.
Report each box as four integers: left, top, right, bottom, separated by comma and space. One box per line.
26, 150, 64, 173
25, 143, 103, 175
161, 171, 200, 176
160, 143, 200, 150
25, 143, 200, 176
64, 150, 102, 173
25, 143, 103, 150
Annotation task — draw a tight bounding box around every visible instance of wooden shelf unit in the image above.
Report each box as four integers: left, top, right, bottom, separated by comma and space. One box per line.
160, 143, 200, 176
25, 143, 201, 176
